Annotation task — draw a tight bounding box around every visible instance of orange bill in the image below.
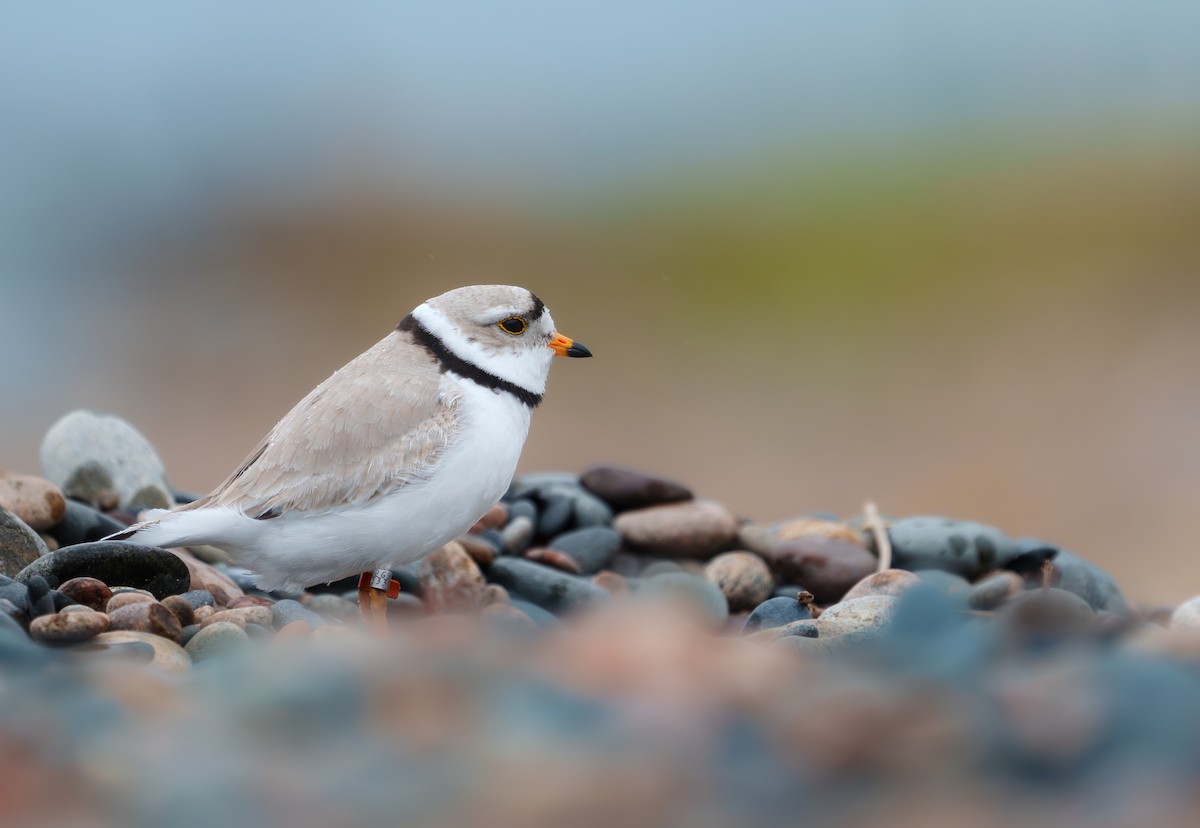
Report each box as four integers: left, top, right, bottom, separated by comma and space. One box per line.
549, 332, 592, 358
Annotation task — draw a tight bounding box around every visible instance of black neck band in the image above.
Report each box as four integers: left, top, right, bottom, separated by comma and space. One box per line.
398, 314, 543, 408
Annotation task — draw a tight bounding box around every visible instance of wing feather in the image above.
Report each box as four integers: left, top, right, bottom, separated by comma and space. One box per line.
181, 331, 462, 518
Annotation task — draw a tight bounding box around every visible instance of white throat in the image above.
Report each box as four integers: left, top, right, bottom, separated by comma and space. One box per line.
411, 303, 554, 395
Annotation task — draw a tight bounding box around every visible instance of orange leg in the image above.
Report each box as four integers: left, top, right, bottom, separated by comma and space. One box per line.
357, 569, 401, 635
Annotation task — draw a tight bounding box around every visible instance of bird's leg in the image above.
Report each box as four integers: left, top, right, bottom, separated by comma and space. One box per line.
357, 568, 400, 635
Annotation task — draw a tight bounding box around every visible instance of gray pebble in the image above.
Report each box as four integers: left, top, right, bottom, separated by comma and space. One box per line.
743, 596, 814, 634
40, 410, 174, 510
271, 598, 327, 630
887, 516, 1018, 580
640, 572, 729, 627
546, 527, 621, 575
44, 500, 127, 548
816, 595, 899, 637
487, 558, 608, 614
501, 515, 535, 555
185, 621, 250, 663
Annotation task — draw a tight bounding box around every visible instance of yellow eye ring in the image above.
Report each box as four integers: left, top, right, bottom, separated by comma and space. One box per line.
498, 316, 527, 335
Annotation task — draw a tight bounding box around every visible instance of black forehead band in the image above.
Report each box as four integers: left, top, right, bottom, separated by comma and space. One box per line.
526, 293, 546, 322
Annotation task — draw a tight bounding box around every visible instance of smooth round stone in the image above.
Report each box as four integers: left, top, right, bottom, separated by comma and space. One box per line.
227, 594, 274, 609
108, 601, 184, 643
0, 472, 66, 531
457, 534, 497, 568
185, 621, 250, 663
500, 515, 535, 555
507, 471, 581, 498
775, 629, 883, 658
579, 464, 693, 512
207, 606, 273, 629
613, 499, 739, 559
160, 595, 196, 627
179, 589, 216, 609
568, 491, 615, 529
93, 630, 191, 672
997, 588, 1095, 637
739, 518, 862, 559
505, 499, 538, 525
545, 527, 621, 575
703, 551, 774, 611
815, 595, 899, 637
0, 507, 48, 577
1029, 546, 1129, 615
244, 623, 273, 642
106, 591, 155, 613
887, 517, 1018, 580
15, 541, 190, 599
766, 535, 877, 604
487, 558, 608, 614
305, 593, 358, 620
483, 583, 510, 605
39, 410, 174, 510
419, 541, 487, 613
22, 575, 74, 618
842, 569, 920, 602
1169, 596, 1200, 630
271, 598, 326, 630
640, 560, 684, 578
536, 495, 573, 538
470, 503, 509, 533
967, 572, 1025, 611
30, 607, 109, 643
525, 547, 582, 574
640, 572, 729, 627
45, 500, 128, 548
742, 596, 814, 634
592, 571, 628, 595
56, 576, 113, 611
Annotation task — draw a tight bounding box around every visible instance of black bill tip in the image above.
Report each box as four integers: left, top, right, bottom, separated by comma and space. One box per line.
566, 341, 592, 358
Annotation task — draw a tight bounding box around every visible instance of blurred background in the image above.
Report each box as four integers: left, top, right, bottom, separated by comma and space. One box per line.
2, 1, 1198, 603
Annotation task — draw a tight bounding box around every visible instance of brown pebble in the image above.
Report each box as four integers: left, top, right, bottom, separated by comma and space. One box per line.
274, 620, 312, 640
193, 605, 215, 624
205, 606, 273, 629
613, 499, 739, 559
592, 571, 628, 595
469, 503, 509, 534
526, 547, 583, 575
40, 534, 59, 552
57, 577, 113, 611
228, 595, 274, 609
30, 608, 110, 644
483, 584, 510, 605
419, 541, 488, 613
160, 595, 196, 627
457, 534, 497, 568
107, 601, 184, 644
0, 472, 67, 531
106, 592, 155, 613
842, 569, 921, 602
766, 535, 877, 604
703, 551, 774, 611
772, 518, 864, 546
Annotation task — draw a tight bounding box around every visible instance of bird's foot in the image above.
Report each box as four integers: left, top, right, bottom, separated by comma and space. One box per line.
357, 568, 401, 635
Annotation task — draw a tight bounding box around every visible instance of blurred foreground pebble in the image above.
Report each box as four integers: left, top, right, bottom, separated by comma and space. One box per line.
1, 420, 1199, 826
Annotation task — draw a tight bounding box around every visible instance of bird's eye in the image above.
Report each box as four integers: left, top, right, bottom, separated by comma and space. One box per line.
498, 316, 527, 335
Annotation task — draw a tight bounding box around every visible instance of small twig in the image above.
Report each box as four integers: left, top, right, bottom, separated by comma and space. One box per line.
797, 590, 820, 619
864, 501, 892, 573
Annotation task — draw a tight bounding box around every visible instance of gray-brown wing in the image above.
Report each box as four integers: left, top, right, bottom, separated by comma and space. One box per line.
187, 333, 462, 518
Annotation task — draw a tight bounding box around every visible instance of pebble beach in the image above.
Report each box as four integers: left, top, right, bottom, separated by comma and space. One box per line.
3, 409, 1200, 828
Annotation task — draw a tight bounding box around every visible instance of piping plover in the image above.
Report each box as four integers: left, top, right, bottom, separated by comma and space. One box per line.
111, 285, 590, 627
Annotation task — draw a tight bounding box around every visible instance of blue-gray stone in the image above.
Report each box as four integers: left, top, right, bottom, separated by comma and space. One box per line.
1012, 541, 1129, 615
548, 527, 621, 575
505, 498, 538, 525
180, 590, 216, 609
15, 541, 190, 599
487, 558, 607, 614
888, 516, 1019, 580
913, 569, 971, 601
271, 598, 328, 630
640, 572, 729, 626
569, 491, 614, 529
507, 599, 560, 628
536, 495, 573, 538
743, 596, 814, 633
